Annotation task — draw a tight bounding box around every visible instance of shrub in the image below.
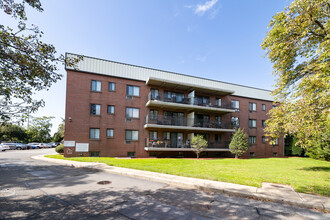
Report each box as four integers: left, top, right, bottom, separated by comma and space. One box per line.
55, 144, 64, 154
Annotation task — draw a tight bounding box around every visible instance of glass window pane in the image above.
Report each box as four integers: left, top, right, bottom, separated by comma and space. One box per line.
133, 109, 139, 118
125, 131, 132, 140
132, 131, 138, 140
133, 86, 140, 96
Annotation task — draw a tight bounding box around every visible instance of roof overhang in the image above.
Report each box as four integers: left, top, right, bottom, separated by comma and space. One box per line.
146, 77, 234, 96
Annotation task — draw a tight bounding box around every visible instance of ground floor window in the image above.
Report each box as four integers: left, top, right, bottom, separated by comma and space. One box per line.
90, 151, 99, 157
127, 152, 135, 157
215, 134, 221, 143
250, 152, 255, 158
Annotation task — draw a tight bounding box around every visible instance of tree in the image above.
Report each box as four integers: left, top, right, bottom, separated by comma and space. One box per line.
191, 135, 208, 159
229, 129, 248, 159
27, 116, 53, 143
261, 0, 330, 160
0, 0, 81, 123
0, 123, 27, 142
53, 118, 64, 142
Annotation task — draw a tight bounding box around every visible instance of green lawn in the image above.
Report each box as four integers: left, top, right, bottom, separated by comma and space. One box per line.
46, 155, 330, 196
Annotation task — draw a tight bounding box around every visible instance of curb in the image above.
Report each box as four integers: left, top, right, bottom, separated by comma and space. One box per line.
32, 155, 329, 212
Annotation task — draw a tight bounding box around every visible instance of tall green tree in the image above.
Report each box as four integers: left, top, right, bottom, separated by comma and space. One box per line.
229, 129, 249, 159
0, 0, 81, 123
0, 124, 27, 142
261, 0, 330, 160
53, 118, 64, 142
27, 116, 54, 143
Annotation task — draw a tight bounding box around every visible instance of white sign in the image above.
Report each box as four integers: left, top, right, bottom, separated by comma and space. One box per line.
76, 143, 89, 152
64, 141, 75, 147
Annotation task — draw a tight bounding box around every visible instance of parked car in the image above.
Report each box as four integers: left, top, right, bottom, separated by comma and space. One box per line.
0, 144, 10, 151
15, 143, 28, 150
41, 143, 52, 148
28, 143, 43, 149
2, 143, 18, 150
48, 143, 57, 148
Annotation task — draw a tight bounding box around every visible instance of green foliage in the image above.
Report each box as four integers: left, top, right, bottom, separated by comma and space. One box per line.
0, 0, 82, 123
53, 118, 64, 142
191, 135, 208, 159
261, 0, 330, 160
55, 144, 64, 154
291, 137, 304, 156
27, 116, 54, 143
0, 124, 27, 142
229, 128, 248, 158
47, 155, 330, 196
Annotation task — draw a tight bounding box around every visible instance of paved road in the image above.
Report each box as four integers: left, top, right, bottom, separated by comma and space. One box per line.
0, 149, 329, 219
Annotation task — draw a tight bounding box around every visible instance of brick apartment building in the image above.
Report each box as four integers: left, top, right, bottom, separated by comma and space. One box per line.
63, 53, 284, 158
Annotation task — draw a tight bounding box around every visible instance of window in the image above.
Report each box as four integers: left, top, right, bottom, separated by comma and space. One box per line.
150, 110, 158, 120
273, 138, 279, 145
250, 152, 255, 158
107, 105, 115, 114
90, 104, 101, 115
149, 131, 157, 141
91, 80, 101, 92
125, 130, 139, 141
273, 152, 278, 157
249, 119, 256, 128
231, 117, 239, 128
90, 128, 100, 139
262, 104, 266, 111
127, 152, 135, 157
262, 136, 266, 143
126, 107, 139, 119
231, 100, 239, 110
249, 103, 257, 111
164, 91, 184, 103
163, 132, 170, 140
127, 85, 140, 97
215, 116, 222, 127
150, 89, 159, 99
272, 105, 276, 109
106, 129, 114, 138
216, 98, 222, 107
90, 151, 99, 157
108, 82, 116, 91
249, 136, 256, 145
215, 134, 221, 143
262, 120, 265, 128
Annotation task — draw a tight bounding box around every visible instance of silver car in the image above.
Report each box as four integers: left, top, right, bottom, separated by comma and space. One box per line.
0, 144, 10, 151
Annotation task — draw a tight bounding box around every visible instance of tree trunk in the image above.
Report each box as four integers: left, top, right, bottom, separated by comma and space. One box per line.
197, 153, 199, 159
235, 154, 238, 159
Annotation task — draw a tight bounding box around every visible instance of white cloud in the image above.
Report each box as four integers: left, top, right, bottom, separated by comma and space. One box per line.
195, 0, 218, 15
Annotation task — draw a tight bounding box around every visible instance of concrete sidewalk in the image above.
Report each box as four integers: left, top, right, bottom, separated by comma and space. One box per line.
32, 154, 330, 212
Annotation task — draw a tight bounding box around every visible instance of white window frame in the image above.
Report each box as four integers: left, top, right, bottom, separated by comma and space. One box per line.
108, 82, 116, 91
125, 130, 139, 141
127, 85, 140, 97
106, 129, 114, 138
91, 80, 101, 92
90, 128, 100, 139
249, 119, 257, 128
90, 104, 101, 115
107, 105, 115, 114
126, 107, 139, 119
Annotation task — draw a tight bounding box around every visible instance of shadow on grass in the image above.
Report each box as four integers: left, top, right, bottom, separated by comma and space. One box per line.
299, 167, 330, 172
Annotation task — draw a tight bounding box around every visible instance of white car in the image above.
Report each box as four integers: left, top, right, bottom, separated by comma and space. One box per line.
0, 144, 10, 151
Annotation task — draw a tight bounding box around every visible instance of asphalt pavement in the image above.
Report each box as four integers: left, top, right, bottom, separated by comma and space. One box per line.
0, 149, 329, 219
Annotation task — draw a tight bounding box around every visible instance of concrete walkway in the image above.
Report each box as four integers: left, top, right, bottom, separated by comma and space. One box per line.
32, 154, 330, 212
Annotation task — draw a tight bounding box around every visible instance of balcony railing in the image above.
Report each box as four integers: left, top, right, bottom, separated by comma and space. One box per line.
145, 138, 229, 149
146, 115, 235, 129
148, 92, 233, 109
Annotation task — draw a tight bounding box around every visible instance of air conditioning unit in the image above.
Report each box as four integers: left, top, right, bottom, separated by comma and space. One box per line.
126, 96, 133, 100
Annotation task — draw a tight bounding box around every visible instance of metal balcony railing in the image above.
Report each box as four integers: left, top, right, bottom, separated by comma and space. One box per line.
146, 115, 235, 129
145, 138, 230, 149
148, 92, 233, 110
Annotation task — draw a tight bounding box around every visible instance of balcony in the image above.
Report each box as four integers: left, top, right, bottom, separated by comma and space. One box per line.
144, 115, 235, 132
146, 92, 235, 114
144, 138, 230, 152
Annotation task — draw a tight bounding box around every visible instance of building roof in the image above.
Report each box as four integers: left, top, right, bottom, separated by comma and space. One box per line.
65, 53, 274, 101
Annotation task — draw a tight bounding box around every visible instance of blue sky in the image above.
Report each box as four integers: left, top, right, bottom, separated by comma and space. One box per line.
2, 0, 291, 134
